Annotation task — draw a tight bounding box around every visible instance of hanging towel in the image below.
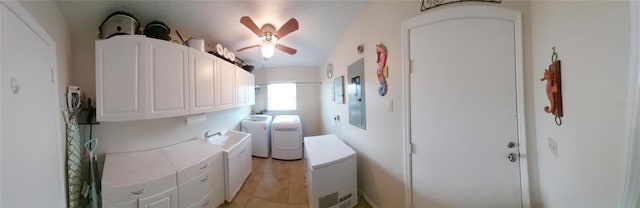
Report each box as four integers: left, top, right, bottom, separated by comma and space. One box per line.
65, 113, 82, 208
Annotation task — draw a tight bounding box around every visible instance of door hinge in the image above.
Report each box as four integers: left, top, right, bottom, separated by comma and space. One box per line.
49, 68, 54, 83
409, 60, 413, 74
410, 143, 416, 154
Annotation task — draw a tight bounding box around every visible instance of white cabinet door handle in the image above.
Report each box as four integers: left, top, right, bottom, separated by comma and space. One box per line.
131, 189, 146, 195
200, 162, 210, 169
200, 175, 209, 183
201, 198, 210, 207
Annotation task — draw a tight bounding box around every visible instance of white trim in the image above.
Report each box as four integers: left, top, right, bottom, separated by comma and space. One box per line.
622, 1, 640, 207
359, 189, 380, 208
0, 4, 3, 207
401, 5, 530, 208
0, 2, 67, 208
401, 15, 413, 208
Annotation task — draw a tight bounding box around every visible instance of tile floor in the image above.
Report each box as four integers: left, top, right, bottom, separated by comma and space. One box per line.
218, 156, 372, 208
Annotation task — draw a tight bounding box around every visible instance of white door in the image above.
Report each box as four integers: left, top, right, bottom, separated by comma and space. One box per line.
226, 150, 242, 202
273, 128, 301, 150
236, 69, 247, 105
147, 38, 189, 118
1, 3, 64, 207
96, 36, 146, 121
217, 60, 236, 108
138, 186, 178, 208
189, 49, 216, 113
247, 74, 255, 105
406, 6, 525, 207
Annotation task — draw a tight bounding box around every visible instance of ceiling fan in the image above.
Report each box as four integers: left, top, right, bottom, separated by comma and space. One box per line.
237, 16, 299, 58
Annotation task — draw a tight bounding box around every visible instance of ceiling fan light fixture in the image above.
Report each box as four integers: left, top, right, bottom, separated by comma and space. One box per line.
262, 43, 275, 58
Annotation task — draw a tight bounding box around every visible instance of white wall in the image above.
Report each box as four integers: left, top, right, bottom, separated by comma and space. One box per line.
530, 2, 630, 207
319, 2, 417, 207
319, 1, 533, 207
93, 107, 251, 170
252, 66, 322, 136
16, 2, 72, 207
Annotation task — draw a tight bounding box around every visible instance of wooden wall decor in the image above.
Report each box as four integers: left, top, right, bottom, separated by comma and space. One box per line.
541, 47, 563, 125
421, 0, 501, 12
376, 43, 388, 96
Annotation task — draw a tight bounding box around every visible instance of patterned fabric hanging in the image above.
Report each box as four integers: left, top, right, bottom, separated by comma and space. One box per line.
65, 114, 82, 208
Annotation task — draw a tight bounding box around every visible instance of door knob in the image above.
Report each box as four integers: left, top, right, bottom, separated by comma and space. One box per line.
507, 153, 518, 162
507, 142, 516, 148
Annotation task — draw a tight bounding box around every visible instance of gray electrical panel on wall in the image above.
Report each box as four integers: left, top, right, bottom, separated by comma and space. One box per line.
348, 58, 366, 130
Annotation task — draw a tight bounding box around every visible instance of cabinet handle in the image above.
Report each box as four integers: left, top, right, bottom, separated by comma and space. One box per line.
201, 199, 210, 207
131, 189, 146, 195
200, 175, 209, 183
200, 162, 210, 170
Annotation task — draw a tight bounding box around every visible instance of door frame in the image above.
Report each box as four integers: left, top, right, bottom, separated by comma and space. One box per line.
401, 5, 529, 207
622, 1, 640, 207
0, 2, 66, 207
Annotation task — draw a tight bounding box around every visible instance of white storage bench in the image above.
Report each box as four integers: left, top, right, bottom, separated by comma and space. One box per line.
304, 135, 357, 208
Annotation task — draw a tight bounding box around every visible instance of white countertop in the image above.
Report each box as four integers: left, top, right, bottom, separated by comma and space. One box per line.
102, 149, 176, 188
161, 139, 223, 171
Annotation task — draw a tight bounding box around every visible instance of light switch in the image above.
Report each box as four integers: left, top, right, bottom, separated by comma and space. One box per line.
386, 99, 394, 112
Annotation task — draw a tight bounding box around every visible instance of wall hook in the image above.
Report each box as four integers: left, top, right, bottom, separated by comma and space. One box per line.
541, 47, 563, 126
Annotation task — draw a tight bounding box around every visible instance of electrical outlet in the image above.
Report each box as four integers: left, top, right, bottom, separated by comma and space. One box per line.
548, 137, 558, 157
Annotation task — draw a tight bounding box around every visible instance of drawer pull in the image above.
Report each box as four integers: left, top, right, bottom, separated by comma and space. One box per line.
201, 199, 210, 207
200, 162, 210, 170
200, 175, 209, 183
131, 189, 146, 195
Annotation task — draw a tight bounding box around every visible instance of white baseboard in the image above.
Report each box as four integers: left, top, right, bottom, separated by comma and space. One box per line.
358, 189, 380, 208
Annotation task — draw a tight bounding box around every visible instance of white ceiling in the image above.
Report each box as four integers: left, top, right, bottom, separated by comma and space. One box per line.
55, 1, 367, 69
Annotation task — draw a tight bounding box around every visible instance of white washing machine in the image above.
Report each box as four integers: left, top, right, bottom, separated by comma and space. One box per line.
241, 115, 273, 158
271, 115, 303, 160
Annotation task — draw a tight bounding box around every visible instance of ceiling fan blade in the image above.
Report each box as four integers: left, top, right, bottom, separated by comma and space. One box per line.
240, 16, 264, 37
237, 44, 261, 52
275, 18, 299, 39
276, 44, 297, 55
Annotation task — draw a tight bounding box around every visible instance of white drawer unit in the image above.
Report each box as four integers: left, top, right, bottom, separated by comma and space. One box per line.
102, 150, 178, 208
161, 139, 225, 208
304, 135, 357, 208
185, 191, 215, 208
102, 140, 225, 208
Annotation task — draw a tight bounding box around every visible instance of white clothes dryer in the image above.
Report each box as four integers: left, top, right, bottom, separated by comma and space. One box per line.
241, 115, 273, 158
271, 115, 303, 160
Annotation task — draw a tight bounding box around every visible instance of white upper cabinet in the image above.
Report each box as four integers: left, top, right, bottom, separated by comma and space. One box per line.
96, 35, 189, 121
217, 60, 236, 109
235, 68, 255, 106
236, 68, 248, 105
96, 36, 147, 121
147, 38, 189, 119
188, 49, 217, 114
97, 35, 251, 122
248, 74, 255, 105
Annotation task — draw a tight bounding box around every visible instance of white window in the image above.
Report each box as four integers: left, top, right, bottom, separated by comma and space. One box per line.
268, 83, 297, 111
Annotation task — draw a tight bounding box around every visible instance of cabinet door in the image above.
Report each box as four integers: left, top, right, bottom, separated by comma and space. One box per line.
96, 36, 146, 121
226, 151, 242, 201
247, 74, 255, 105
147, 39, 189, 119
188, 49, 216, 113
242, 140, 252, 179
138, 186, 178, 208
217, 59, 236, 108
235, 69, 246, 105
